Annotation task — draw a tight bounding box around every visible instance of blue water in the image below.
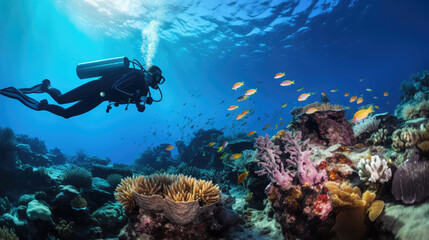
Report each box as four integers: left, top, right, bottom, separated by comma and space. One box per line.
1, 0, 428, 164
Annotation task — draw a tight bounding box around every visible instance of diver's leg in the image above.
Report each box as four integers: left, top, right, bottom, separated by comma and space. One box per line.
46, 80, 104, 104
38, 98, 104, 119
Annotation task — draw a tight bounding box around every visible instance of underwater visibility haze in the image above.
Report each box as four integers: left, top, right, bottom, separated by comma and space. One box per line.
0, 0, 429, 239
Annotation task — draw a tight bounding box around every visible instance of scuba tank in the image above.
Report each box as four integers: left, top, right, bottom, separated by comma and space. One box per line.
76, 56, 130, 79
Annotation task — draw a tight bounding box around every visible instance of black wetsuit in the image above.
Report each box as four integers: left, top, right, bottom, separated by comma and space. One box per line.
0, 68, 150, 118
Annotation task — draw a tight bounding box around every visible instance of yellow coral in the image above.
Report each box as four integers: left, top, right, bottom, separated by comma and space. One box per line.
324, 181, 384, 222
115, 175, 144, 211
116, 174, 221, 210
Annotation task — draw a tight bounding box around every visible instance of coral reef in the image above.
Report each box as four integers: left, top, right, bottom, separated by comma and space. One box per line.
290, 102, 345, 116
392, 122, 429, 155
401, 100, 429, 120
61, 165, 93, 189
289, 108, 355, 146
0, 226, 19, 240
396, 70, 429, 119
357, 155, 392, 184
0, 127, 17, 168
55, 220, 74, 239
106, 173, 123, 188
16, 134, 48, 154
0, 196, 12, 214
255, 132, 327, 190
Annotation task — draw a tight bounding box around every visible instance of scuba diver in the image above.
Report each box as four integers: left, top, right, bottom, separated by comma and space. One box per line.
0, 57, 165, 118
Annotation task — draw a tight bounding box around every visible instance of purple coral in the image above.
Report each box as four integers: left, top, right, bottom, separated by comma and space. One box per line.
255, 131, 327, 190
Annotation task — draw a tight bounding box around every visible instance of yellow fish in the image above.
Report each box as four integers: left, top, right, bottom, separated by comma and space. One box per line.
229, 153, 242, 160
353, 105, 374, 123
165, 145, 175, 151
384, 92, 389, 96
374, 106, 379, 109
237, 95, 248, 102
280, 80, 295, 86
232, 82, 244, 90
306, 108, 317, 114
228, 105, 238, 111
237, 170, 249, 184
387, 101, 390, 104
275, 124, 279, 129
220, 152, 227, 159
245, 89, 257, 96
274, 73, 285, 79
350, 96, 357, 102
298, 93, 311, 101
281, 103, 288, 108
265, 124, 271, 127
208, 142, 216, 147
279, 117, 283, 120
248, 131, 256, 135
357, 97, 363, 104
344, 92, 349, 97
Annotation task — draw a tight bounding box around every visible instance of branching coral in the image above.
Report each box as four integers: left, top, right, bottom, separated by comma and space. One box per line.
255, 131, 327, 190
368, 128, 389, 146
353, 116, 381, 138
357, 155, 392, 184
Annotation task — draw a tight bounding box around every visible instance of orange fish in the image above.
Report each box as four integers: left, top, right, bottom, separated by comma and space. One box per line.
242, 110, 250, 115
232, 82, 244, 90
306, 108, 317, 114
229, 153, 242, 160
356, 97, 363, 104
237, 170, 249, 184
245, 89, 257, 96
344, 92, 349, 97
236, 114, 244, 120
298, 93, 311, 101
387, 101, 390, 104
165, 145, 175, 151
350, 96, 357, 102
383, 92, 389, 97
228, 105, 238, 111
237, 95, 248, 101
208, 142, 216, 147
280, 80, 294, 86
265, 124, 271, 127
321, 92, 327, 97
248, 131, 256, 135
274, 73, 285, 79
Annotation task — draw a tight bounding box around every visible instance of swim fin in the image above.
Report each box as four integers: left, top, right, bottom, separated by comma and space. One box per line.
0, 87, 41, 110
